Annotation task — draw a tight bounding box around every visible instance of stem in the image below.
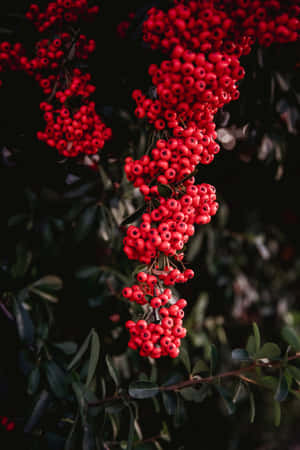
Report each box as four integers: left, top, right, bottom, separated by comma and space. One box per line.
88, 353, 300, 407
161, 353, 300, 392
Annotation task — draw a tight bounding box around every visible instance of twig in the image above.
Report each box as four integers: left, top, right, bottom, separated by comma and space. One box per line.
88, 353, 300, 407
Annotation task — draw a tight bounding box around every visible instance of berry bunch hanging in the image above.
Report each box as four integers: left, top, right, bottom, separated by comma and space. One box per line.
0, 1, 111, 158
122, 0, 300, 359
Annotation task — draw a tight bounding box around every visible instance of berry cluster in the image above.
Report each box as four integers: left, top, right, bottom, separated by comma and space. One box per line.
0, 1, 111, 158
123, 182, 217, 264
38, 99, 111, 157
0, 42, 26, 87
142, 1, 300, 53
26, 1, 99, 32
125, 297, 187, 358
121, 0, 300, 359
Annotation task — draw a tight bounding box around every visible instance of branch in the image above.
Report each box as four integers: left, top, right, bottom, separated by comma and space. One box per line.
161, 353, 300, 392
88, 353, 300, 407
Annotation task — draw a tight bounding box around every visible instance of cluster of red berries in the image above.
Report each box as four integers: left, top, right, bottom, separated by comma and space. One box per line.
38, 99, 111, 157
123, 181, 217, 264
126, 297, 187, 358
19, 34, 96, 95
0, 416, 15, 432
121, 0, 300, 359
26, 1, 99, 32
0, 42, 25, 87
125, 129, 220, 188
0, 2, 111, 158
133, 48, 244, 133
142, 1, 300, 53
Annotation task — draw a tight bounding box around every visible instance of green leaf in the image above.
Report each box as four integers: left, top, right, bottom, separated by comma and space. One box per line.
74, 205, 98, 243
180, 385, 210, 403
30, 288, 59, 303
252, 323, 261, 353
30, 275, 63, 291
13, 298, 35, 345
209, 344, 218, 375
121, 205, 146, 227
64, 412, 80, 450
129, 381, 159, 399
192, 360, 209, 375
68, 331, 92, 371
53, 342, 78, 355
216, 386, 236, 415
126, 403, 135, 450
72, 382, 87, 424
246, 335, 257, 356
162, 391, 177, 415
274, 400, 281, 427
45, 360, 68, 399
232, 349, 251, 361
174, 394, 186, 428
287, 365, 300, 381
249, 391, 255, 423
180, 347, 191, 374
86, 330, 100, 387
24, 390, 51, 433
106, 355, 120, 388
76, 266, 101, 279
157, 184, 172, 198
255, 343, 281, 360
275, 372, 289, 402
281, 326, 300, 352
28, 367, 40, 395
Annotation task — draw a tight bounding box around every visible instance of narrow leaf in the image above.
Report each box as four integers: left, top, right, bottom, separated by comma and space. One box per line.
129, 381, 159, 399
275, 373, 289, 402
216, 386, 236, 415
28, 367, 40, 395
274, 400, 281, 426
45, 360, 68, 399
24, 390, 51, 433
121, 205, 146, 227
86, 330, 100, 387
174, 394, 186, 428
162, 391, 177, 416
281, 326, 300, 352
246, 335, 256, 356
127, 404, 135, 450
67, 331, 92, 371
106, 355, 120, 388
30, 275, 63, 291
13, 298, 35, 345
249, 391, 255, 423
180, 347, 191, 374
253, 323, 261, 353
